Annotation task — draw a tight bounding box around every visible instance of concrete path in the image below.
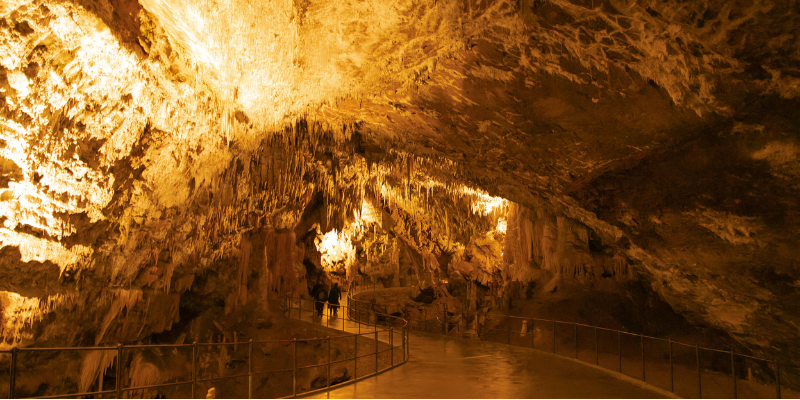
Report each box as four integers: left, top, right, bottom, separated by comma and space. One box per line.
292, 294, 671, 399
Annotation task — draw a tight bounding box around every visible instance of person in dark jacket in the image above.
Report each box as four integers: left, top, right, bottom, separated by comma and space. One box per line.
328, 283, 341, 316
314, 285, 328, 317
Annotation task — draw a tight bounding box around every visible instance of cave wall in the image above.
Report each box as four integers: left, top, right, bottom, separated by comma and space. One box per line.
0, 0, 374, 347
1, 0, 225, 346
1, 0, 799, 375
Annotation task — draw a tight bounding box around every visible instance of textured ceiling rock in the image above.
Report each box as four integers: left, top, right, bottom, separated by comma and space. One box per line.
0, 0, 240, 346
0, 0, 799, 374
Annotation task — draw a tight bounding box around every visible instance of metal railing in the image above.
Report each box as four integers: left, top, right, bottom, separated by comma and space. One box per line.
349, 280, 798, 399
5, 275, 793, 399
0, 287, 408, 399
349, 276, 464, 336
480, 315, 798, 399
282, 287, 409, 398
3, 340, 288, 398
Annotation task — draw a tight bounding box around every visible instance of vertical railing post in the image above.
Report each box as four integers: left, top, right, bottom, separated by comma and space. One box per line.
775, 361, 781, 399
531, 320, 536, 349
116, 344, 123, 399
358, 310, 362, 334
10, 347, 17, 400
618, 331, 622, 373
374, 329, 379, 373
192, 342, 197, 399
248, 339, 253, 399
669, 339, 674, 393
402, 327, 406, 361
730, 348, 736, 399
327, 337, 331, 389
641, 334, 645, 382
594, 326, 599, 365
575, 324, 579, 359
406, 327, 410, 359
292, 339, 297, 397
354, 334, 358, 379
299, 298, 302, 321
696, 345, 702, 399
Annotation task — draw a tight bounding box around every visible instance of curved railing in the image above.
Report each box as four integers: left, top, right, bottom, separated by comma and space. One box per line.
3, 276, 796, 399
1, 338, 340, 398
0, 287, 408, 399
349, 279, 799, 399
281, 287, 409, 398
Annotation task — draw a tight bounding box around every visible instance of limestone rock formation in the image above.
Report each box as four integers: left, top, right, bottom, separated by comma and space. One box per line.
1, 0, 799, 388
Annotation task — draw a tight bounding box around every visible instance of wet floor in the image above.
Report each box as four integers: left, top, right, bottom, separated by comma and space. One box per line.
291, 296, 672, 399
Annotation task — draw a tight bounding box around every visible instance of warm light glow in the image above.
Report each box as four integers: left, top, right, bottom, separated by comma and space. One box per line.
316, 201, 381, 273
138, 0, 404, 128
0, 229, 93, 274
495, 217, 507, 234
316, 229, 356, 272
360, 200, 380, 225
460, 187, 508, 216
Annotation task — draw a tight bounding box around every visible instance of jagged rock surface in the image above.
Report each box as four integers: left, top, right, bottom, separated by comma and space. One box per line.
1, 0, 799, 385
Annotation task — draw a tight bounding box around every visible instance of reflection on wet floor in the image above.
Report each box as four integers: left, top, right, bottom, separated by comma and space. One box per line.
293, 296, 672, 399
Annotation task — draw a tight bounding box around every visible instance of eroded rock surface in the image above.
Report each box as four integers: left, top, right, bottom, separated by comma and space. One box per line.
1, 0, 799, 393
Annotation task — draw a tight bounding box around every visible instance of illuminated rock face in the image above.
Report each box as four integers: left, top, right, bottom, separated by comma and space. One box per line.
1, 0, 799, 375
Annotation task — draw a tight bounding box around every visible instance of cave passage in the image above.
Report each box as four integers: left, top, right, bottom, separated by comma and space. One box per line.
2, 0, 800, 398
295, 293, 669, 399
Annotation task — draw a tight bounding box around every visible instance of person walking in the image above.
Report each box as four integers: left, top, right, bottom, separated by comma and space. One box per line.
311, 282, 328, 318
328, 283, 342, 316
315, 286, 328, 317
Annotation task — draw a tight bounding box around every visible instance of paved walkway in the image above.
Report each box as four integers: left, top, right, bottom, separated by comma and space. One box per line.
291, 294, 671, 399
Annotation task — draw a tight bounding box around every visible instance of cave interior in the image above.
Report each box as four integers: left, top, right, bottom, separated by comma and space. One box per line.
1, 0, 800, 397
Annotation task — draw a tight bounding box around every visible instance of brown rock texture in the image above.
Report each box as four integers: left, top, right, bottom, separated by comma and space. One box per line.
1, 0, 799, 389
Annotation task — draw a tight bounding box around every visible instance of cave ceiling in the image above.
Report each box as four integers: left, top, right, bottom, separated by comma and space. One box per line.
1, 0, 800, 364
133, 0, 800, 217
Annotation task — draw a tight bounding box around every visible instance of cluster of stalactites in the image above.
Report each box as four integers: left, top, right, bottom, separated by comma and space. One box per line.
0, 291, 80, 348
502, 203, 630, 280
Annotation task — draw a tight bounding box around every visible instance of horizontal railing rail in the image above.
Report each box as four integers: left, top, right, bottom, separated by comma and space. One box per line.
1, 285, 408, 399
5, 275, 795, 399
348, 280, 797, 399
282, 286, 409, 398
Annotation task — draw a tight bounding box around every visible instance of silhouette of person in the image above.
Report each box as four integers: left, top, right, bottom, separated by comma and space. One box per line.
328, 283, 342, 316
315, 286, 328, 317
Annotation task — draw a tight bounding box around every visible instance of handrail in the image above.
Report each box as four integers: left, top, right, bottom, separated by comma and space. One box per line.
281, 284, 409, 398
4, 276, 794, 399
476, 312, 794, 366
348, 279, 796, 399
1, 284, 409, 399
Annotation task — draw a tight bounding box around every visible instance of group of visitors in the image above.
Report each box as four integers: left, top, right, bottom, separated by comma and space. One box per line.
311, 282, 342, 317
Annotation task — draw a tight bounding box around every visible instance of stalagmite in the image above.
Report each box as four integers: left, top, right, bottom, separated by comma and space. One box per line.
1, 0, 798, 393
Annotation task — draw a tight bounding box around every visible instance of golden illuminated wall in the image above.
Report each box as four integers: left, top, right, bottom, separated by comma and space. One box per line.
137, 0, 424, 130
0, 0, 244, 347
2, 0, 799, 370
